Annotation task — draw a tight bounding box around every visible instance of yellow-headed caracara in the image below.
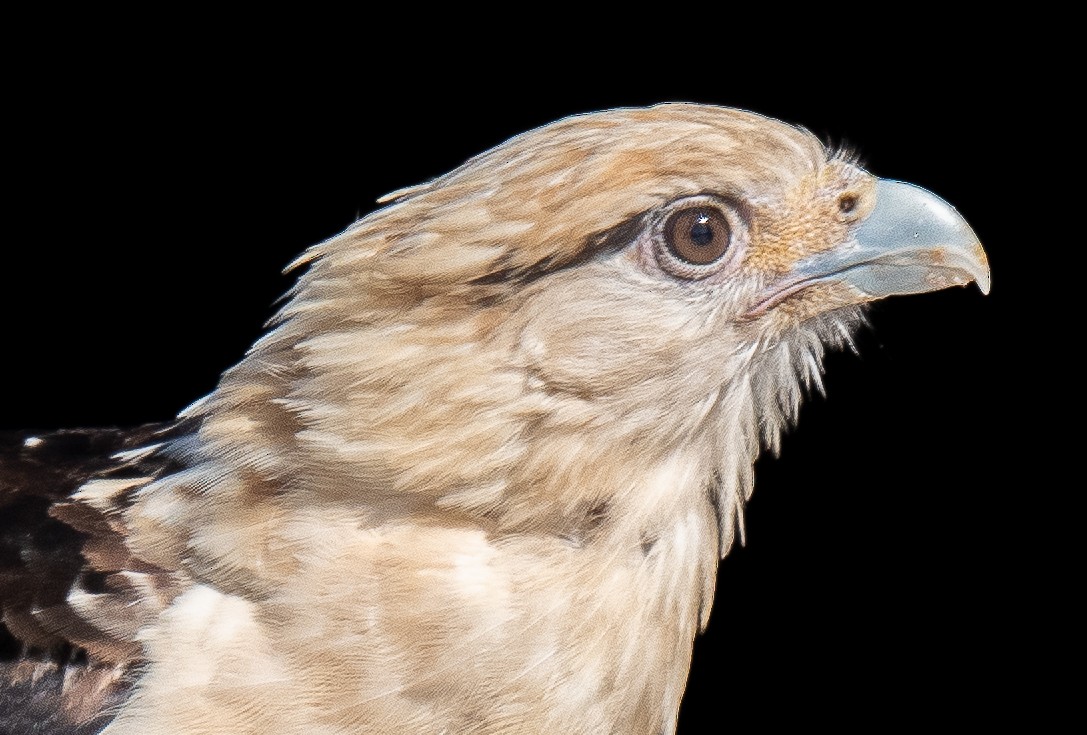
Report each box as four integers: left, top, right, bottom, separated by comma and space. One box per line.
0, 104, 989, 734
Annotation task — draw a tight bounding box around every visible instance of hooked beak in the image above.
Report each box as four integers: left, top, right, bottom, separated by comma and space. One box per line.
747, 179, 990, 317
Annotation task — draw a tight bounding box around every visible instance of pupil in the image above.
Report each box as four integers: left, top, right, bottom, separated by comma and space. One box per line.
689, 219, 714, 246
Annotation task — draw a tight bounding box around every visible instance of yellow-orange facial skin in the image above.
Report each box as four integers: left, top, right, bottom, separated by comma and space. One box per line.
735, 159, 880, 333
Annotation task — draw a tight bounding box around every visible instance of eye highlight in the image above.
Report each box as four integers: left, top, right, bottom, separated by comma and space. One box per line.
664, 207, 732, 265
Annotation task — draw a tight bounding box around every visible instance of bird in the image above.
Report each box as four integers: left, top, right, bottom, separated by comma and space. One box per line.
0, 103, 990, 735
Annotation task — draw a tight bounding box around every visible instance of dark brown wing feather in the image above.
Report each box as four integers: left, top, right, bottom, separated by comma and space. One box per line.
0, 424, 183, 734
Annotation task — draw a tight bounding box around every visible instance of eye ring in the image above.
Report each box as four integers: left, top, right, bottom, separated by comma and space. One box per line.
664, 207, 732, 266
651, 195, 746, 280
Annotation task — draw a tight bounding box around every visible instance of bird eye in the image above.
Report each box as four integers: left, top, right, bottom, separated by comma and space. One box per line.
664, 207, 732, 265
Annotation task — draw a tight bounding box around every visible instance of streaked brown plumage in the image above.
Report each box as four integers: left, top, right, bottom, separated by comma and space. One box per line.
0, 104, 989, 734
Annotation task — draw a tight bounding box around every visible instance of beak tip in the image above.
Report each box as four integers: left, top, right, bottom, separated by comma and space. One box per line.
970, 241, 991, 295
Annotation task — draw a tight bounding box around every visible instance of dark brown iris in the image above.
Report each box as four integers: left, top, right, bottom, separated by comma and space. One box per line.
663, 207, 731, 265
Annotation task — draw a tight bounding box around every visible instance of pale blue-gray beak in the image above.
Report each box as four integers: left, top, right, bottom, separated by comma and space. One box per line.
749, 180, 990, 316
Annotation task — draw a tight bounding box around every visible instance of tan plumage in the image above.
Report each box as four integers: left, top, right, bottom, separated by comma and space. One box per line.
0, 104, 989, 734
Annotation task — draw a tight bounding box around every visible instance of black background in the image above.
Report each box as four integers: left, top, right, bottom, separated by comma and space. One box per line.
4, 27, 1056, 732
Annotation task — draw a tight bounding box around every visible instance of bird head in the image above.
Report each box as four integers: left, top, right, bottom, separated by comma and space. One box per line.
181, 103, 988, 568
